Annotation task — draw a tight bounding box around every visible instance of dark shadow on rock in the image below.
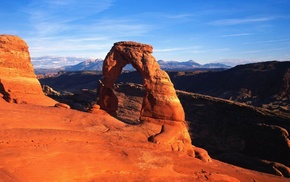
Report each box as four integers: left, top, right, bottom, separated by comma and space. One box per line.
216, 153, 290, 177
0, 81, 10, 102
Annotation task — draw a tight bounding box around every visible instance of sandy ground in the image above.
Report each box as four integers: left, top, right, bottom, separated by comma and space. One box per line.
0, 99, 288, 182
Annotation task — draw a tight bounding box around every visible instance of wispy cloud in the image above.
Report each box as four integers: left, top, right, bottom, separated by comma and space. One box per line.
24, 0, 114, 36
214, 48, 230, 52
26, 35, 113, 57
88, 18, 152, 37
155, 46, 231, 57
25, 17, 152, 56
155, 46, 202, 53
24, 0, 153, 38
167, 14, 194, 19
218, 33, 254, 37
10, 0, 289, 63
237, 50, 265, 54
243, 38, 290, 45
237, 47, 289, 54
209, 17, 276, 26
22, 0, 154, 57
155, 48, 189, 52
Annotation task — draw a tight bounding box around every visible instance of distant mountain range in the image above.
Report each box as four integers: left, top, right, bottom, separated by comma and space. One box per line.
33, 56, 231, 73
65, 59, 231, 71
157, 60, 231, 70
64, 59, 105, 71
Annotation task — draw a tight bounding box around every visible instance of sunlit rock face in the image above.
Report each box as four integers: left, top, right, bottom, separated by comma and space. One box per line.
98, 41, 185, 122
0, 34, 56, 106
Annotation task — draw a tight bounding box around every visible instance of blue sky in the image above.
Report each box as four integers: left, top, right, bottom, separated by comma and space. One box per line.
1, 0, 290, 65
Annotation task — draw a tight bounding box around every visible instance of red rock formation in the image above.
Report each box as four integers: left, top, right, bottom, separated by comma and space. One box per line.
0, 34, 56, 106
98, 41, 210, 160
99, 41, 185, 121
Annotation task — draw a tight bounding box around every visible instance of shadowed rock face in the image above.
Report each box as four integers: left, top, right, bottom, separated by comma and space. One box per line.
171, 61, 290, 115
98, 41, 185, 122
0, 34, 56, 106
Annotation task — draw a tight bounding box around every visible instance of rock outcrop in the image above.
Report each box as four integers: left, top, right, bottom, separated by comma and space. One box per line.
0, 34, 56, 106
98, 41, 210, 160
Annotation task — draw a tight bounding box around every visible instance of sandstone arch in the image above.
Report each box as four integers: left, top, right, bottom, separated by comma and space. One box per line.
98, 41, 184, 122
97, 42, 211, 161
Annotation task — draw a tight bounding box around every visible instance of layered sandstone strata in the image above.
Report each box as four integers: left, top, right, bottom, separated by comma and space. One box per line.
0, 34, 56, 106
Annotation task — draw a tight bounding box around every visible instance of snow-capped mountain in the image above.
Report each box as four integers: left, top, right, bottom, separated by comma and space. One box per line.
64, 58, 104, 71
157, 60, 230, 70
32, 56, 231, 72
202, 63, 232, 69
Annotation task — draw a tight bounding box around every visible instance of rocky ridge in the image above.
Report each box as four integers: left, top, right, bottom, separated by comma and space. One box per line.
171, 61, 290, 115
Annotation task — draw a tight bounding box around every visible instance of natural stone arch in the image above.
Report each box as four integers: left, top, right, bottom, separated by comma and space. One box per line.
98, 41, 184, 122
98, 42, 211, 161
97, 41, 211, 161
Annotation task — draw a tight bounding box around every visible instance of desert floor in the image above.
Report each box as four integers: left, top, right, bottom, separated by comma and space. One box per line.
0, 99, 287, 182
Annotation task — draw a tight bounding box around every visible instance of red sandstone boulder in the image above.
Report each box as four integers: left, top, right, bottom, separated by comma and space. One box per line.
0, 34, 56, 106
54, 103, 71, 109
